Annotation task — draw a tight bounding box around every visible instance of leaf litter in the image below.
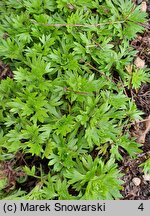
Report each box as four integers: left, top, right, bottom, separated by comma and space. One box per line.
120, 0, 150, 200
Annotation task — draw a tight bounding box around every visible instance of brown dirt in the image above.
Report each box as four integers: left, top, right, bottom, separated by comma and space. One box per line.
0, 61, 13, 80
120, 0, 150, 200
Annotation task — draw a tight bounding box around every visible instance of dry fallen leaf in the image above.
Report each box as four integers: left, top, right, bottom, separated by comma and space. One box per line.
137, 116, 150, 144
134, 57, 145, 69
125, 64, 133, 74
143, 174, 150, 181
141, 1, 147, 12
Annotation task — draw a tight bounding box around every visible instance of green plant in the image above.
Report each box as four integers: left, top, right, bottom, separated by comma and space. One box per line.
0, 0, 149, 200
140, 158, 150, 175
125, 66, 150, 91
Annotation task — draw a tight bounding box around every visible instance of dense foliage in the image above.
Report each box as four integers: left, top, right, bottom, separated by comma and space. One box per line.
0, 0, 149, 199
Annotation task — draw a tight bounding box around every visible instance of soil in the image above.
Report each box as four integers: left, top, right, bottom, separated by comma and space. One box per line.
0, 61, 13, 79
120, 0, 150, 200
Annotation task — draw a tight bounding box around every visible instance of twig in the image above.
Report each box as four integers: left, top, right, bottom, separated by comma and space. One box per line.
135, 115, 150, 124
31, 5, 146, 30
138, 22, 150, 29
137, 150, 150, 158
64, 87, 93, 96
125, 116, 150, 128
119, 77, 128, 97
85, 62, 113, 83
138, 91, 150, 97
32, 20, 147, 29
31, 20, 125, 28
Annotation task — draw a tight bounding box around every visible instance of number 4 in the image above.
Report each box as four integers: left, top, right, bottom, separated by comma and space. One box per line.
138, 203, 144, 211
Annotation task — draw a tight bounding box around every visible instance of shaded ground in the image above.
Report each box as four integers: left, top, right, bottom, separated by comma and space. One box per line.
120, 0, 150, 200
0, 61, 13, 79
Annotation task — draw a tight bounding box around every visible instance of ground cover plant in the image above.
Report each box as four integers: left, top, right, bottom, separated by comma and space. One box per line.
0, 0, 149, 200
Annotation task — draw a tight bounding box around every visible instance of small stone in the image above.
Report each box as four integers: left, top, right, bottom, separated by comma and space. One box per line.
137, 0, 142, 4
143, 174, 150, 181
134, 57, 145, 68
67, 4, 74, 10
132, 177, 141, 186
141, 2, 147, 12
